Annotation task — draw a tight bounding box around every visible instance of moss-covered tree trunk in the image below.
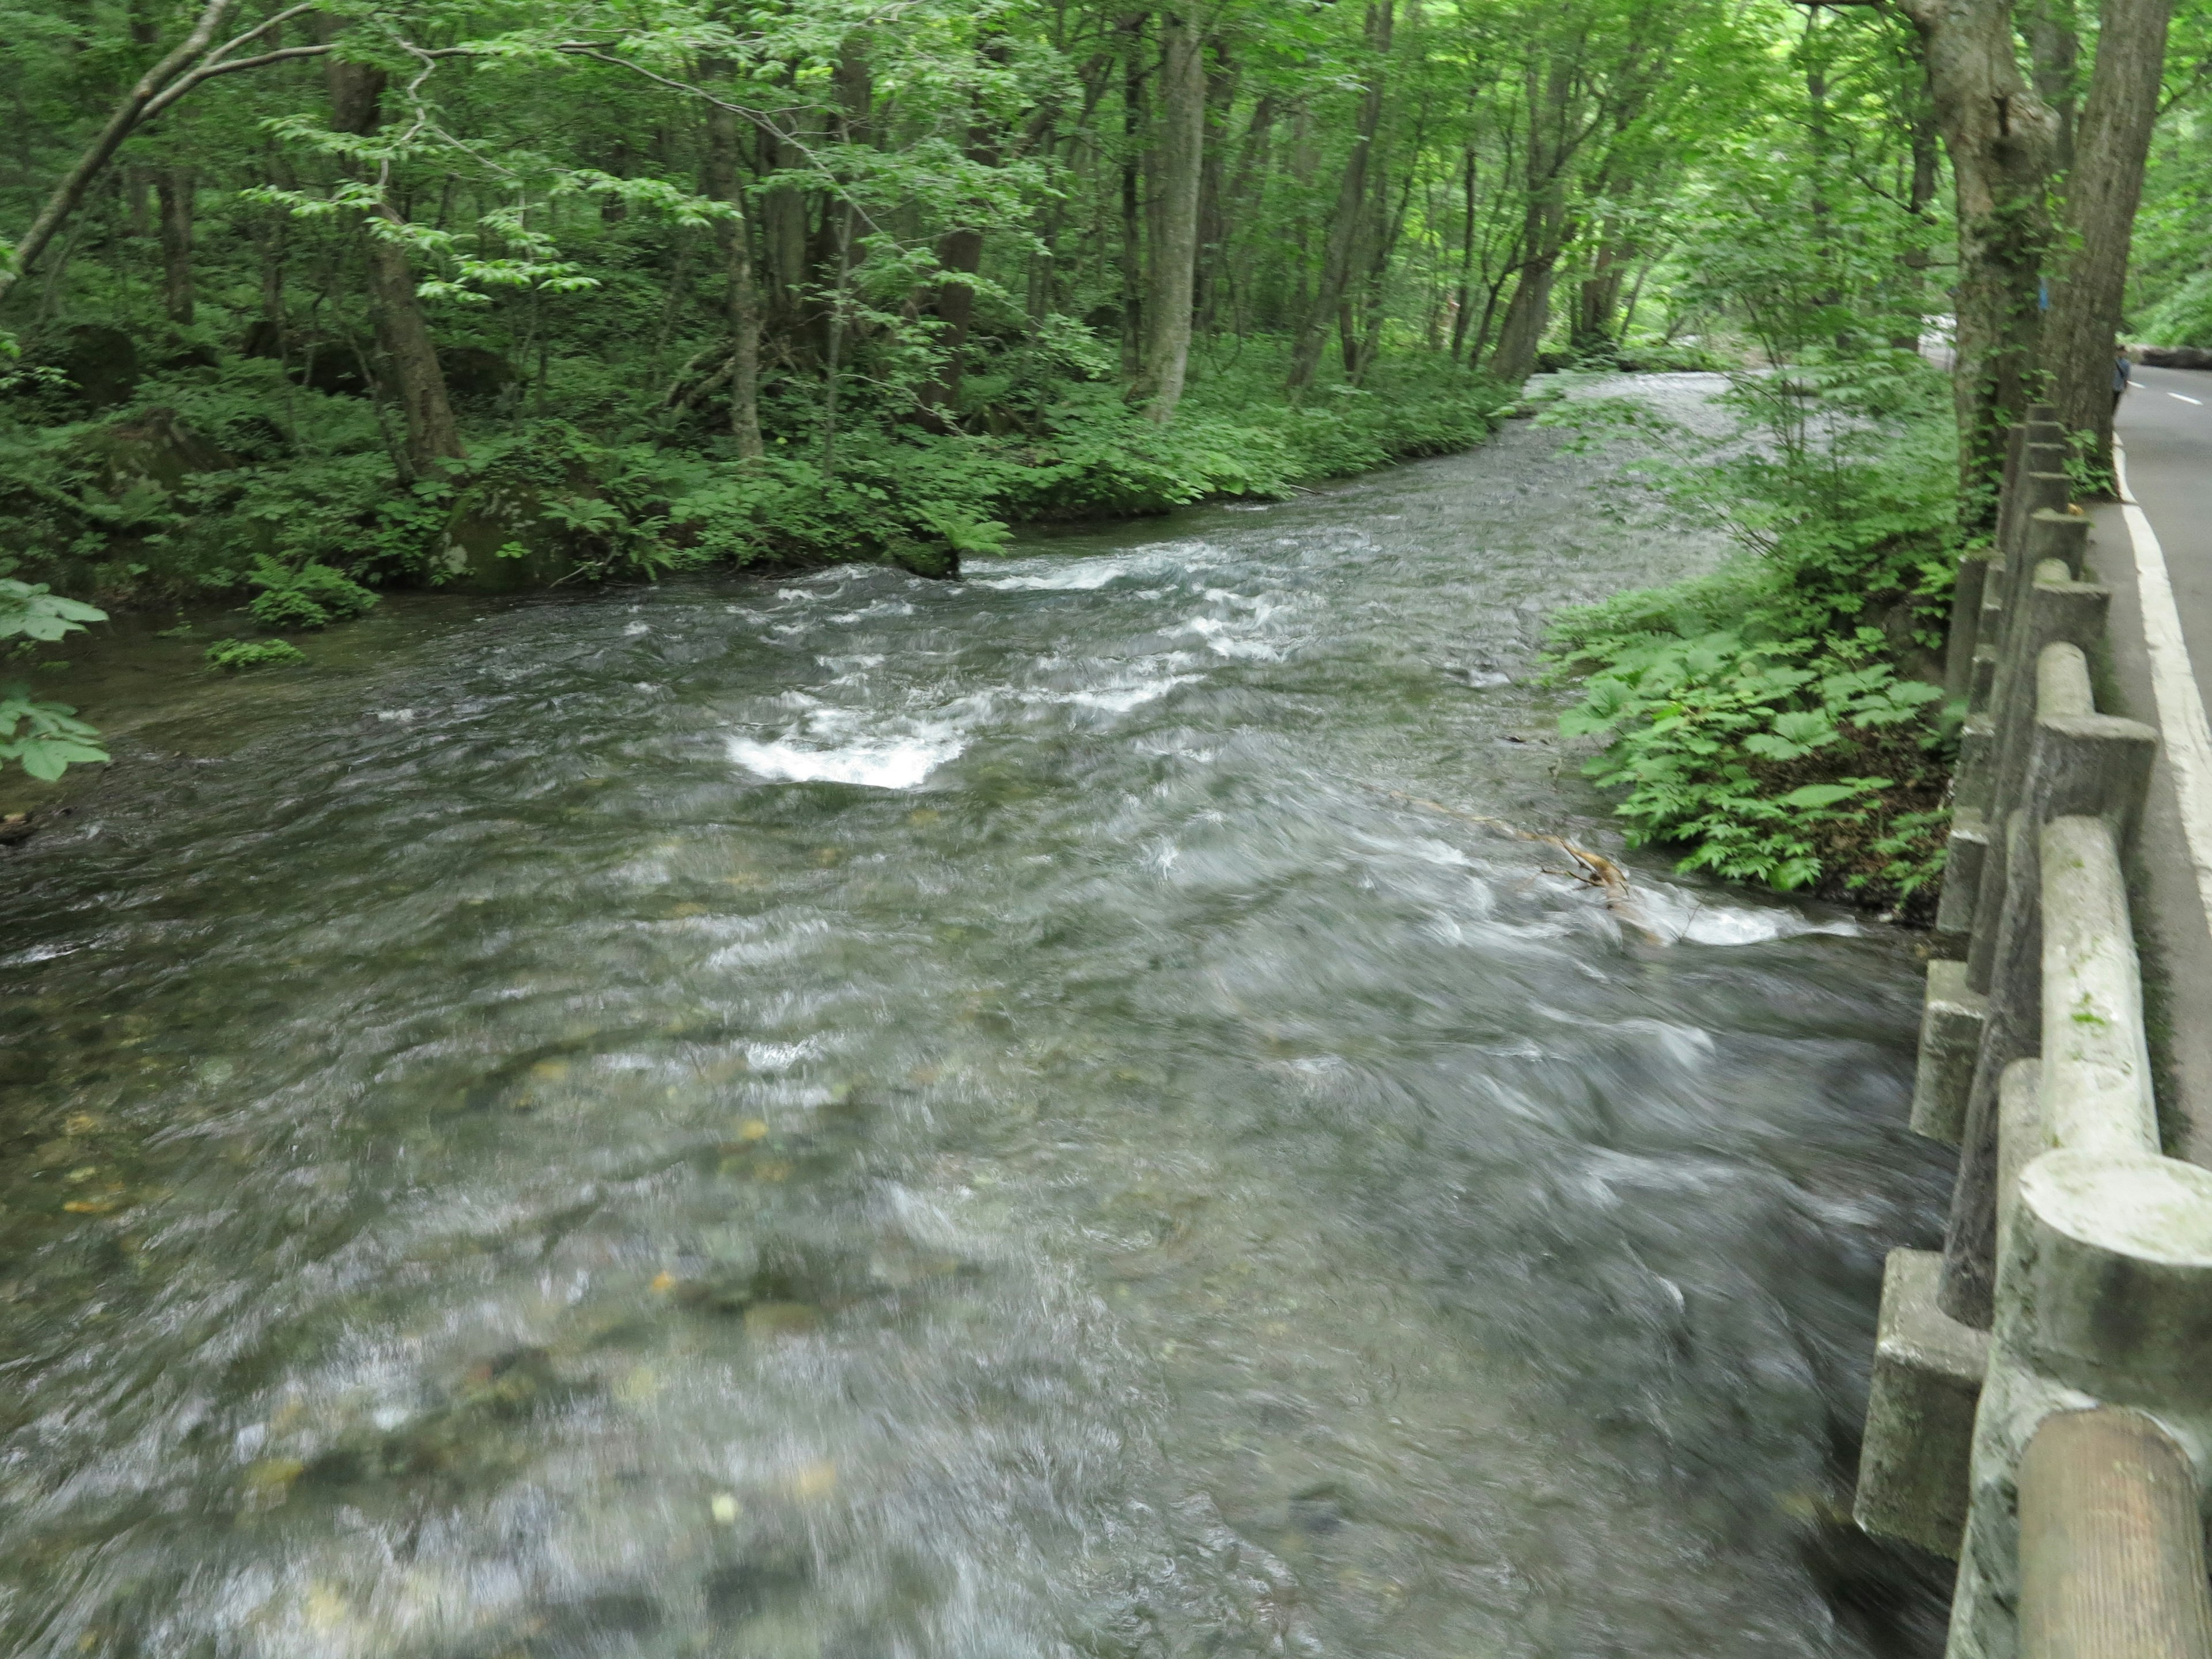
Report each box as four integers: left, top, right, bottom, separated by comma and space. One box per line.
1135, 11, 1203, 421
1285, 0, 1391, 395
1897, 0, 2056, 536
2042, 0, 2172, 473
700, 63, 765, 461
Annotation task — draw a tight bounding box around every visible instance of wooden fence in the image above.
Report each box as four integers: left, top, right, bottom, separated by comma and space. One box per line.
1854, 408, 2212, 1659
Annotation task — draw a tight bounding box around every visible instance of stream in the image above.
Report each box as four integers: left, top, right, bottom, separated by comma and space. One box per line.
0, 377, 1956, 1659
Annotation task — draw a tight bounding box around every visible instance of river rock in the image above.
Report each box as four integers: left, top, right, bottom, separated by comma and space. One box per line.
54, 324, 139, 410
884, 534, 960, 580
440, 477, 576, 592
69, 407, 234, 494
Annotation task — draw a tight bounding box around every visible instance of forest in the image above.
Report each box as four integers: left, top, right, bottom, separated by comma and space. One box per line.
4, 0, 2212, 898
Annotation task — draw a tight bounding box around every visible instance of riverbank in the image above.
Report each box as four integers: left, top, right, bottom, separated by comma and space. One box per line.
1538, 357, 1962, 919
1, 349, 1510, 608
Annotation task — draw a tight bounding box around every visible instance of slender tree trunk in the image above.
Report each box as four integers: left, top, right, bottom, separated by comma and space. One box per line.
2025, 0, 2080, 178
1190, 41, 1234, 338
757, 120, 813, 351
325, 50, 463, 476
156, 165, 194, 324
1135, 12, 1203, 420
918, 37, 1007, 423
1286, 0, 1392, 393
1118, 17, 1146, 381
1571, 196, 1630, 359
1336, 153, 1379, 378
2043, 0, 2172, 469
1212, 89, 1272, 339
1287, 101, 1315, 335
1486, 58, 1573, 387
1351, 143, 1419, 384
1891, 51, 1942, 349
701, 64, 764, 460
1897, 0, 2059, 537
1450, 145, 1478, 361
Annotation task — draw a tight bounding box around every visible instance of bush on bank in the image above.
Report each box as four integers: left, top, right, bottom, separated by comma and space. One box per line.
1544, 352, 1962, 915
0, 344, 1509, 608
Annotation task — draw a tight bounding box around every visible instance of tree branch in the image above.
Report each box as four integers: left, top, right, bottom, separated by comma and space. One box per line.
1, 0, 241, 300
141, 44, 334, 122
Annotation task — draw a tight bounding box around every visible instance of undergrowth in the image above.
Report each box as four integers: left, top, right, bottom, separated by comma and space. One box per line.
0, 343, 1509, 608
1543, 349, 1963, 915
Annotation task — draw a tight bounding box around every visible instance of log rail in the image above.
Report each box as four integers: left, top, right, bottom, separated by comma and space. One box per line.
1855, 407, 2212, 1659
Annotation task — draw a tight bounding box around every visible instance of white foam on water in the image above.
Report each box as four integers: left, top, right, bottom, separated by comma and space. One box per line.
1064, 677, 1200, 712
728, 702, 968, 789
974, 541, 1229, 593
975, 561, 1137, 592
744, 1039, 821, 1071
1634, 882, 1862, 945
1176, 615, 1289, 660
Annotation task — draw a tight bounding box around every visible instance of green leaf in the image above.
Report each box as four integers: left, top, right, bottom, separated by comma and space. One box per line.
1778, 781, 1873, 810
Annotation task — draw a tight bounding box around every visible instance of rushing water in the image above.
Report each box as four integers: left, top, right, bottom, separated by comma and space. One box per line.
1, 381, 1956, 1659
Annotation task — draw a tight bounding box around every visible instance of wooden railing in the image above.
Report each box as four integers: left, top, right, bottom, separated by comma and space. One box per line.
1853, 408, 2212, 1659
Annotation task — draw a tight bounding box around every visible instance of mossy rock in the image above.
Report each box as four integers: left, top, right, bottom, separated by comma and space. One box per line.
883, 535, 960, 580
439, 479, 575, 592
69, 407, 235, 495
441, 346, 518, 404
55, 324, 140, 410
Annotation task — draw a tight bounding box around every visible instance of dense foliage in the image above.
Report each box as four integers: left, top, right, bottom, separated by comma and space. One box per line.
2, 0, 1748, 616
1546, 354, 1960, 910
2, 0, 1779, 785
2130, 1, 2212, 342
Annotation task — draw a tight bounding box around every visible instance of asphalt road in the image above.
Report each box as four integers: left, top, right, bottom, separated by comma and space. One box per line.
2094, 363, 2212, 1163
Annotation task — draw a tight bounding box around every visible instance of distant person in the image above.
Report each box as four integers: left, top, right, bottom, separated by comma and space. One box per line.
2115, 352, 2132, 416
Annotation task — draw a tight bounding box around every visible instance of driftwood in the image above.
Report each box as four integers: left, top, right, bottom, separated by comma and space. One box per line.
1366, 785, 1653, 937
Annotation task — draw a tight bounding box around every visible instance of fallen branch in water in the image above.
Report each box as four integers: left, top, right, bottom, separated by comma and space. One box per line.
1366, 785, 1657, 940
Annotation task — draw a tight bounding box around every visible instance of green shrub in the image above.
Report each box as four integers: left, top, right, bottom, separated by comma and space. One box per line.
1555, 605, 1950, 896
1546, 349, 1960, 910
0, 578, 108, 781
206, 638, 307, 671
246, 558, 378, 630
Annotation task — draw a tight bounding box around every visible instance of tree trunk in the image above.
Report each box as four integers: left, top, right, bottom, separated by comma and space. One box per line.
701, 65, 764, 461
1571, 204, 1629, 359
757, 120, 813, 351
1897, 0, 2059, 537
1488, 249, 1558, 387
156, 165, 194, 324
1191, 42, 1236, 339
1485, 56, 1573, 388
918, 38, 1007, 424
2025, 0, 2080, 178
325, 50, 463, 476
1891, 50, 1942, 349
1450, 146, 1477, 361
1136, 12, 1203, 421
2043, 0, 2172, 472
1286, 0, 1392, 394
1118, 18, 1146, 382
